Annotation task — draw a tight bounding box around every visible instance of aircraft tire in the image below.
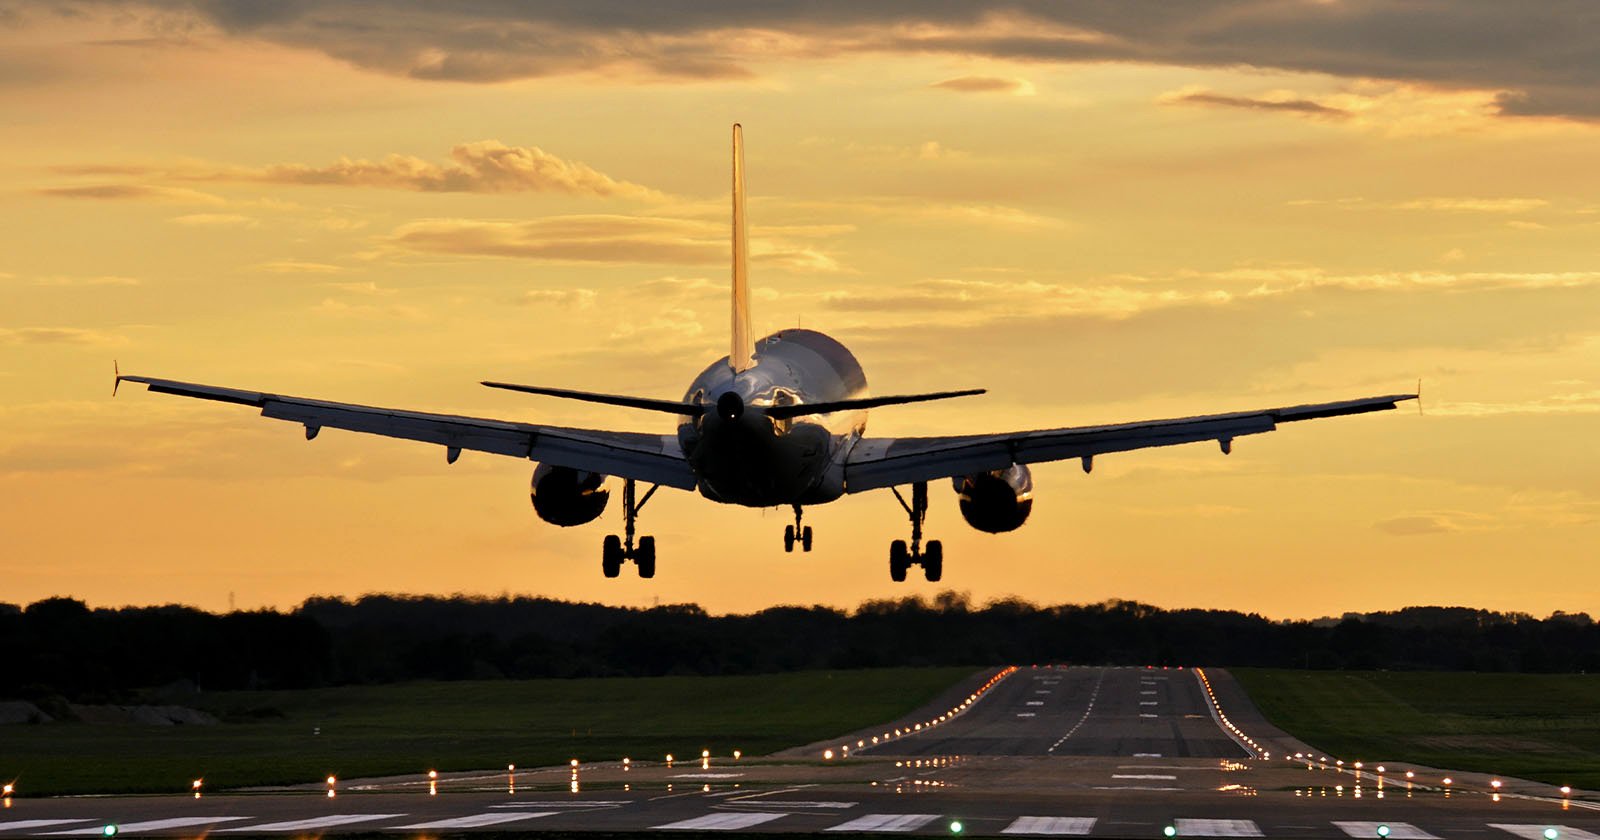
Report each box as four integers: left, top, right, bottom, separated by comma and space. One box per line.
784, 524, 795, 553
923, 540, 943, 582
636, 536, 657, 579
802, 526, 813, 552
602, 535, 624, 578
889, 540, 909, 582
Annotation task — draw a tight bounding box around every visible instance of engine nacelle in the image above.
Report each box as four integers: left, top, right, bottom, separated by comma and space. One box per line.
953, 464, 1033, 533
530, 464, 610, 527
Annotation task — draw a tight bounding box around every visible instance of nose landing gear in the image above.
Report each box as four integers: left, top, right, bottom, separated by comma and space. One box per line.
602, 479, 658, 579
784, 503, 813, 553
889, 481, 942, 582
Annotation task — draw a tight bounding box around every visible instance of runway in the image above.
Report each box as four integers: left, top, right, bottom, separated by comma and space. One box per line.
1, 666, 1592, 837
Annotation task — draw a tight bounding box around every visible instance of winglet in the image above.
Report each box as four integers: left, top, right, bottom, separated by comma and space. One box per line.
1417, 378, 1424, 416
113, 360, 121, 397
730, 123, 754, 374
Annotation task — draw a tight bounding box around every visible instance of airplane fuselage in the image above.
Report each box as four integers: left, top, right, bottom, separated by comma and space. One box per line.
679, 329, 866, 506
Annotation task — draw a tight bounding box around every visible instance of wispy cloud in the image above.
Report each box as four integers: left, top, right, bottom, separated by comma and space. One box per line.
36, 184, 224, 204
1159, 88, 1349, 118
29, 275, 141, 287
170, 213, 258, 227
253, 260, 349, 274
929, 75, 1034, 96
0, 327, 126, 346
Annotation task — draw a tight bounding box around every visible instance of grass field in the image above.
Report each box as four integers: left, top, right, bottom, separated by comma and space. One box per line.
1232, 669, 1600, 789
0, 667, 975, 796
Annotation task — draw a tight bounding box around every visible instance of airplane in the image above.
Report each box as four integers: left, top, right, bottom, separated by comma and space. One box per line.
117, 124, 1417, 583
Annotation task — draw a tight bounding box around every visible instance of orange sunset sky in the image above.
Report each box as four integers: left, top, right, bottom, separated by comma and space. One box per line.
3, 2, 1598, 618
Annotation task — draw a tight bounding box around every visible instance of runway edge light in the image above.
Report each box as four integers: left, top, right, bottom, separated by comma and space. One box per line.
1377, 825, 1390, 838
1543, 829, 1559, 840
1164, 826, 1177, 838
949, 820, 963, 835
101, 825, 117, 838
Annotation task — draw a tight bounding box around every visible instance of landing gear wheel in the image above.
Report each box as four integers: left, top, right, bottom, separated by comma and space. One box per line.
801, 525, 813, 552
602, 535, 624, 578
784, 524, 796, 553
923, 540, 943, 582
636, 536, 657, 579
889, 540, 910, 582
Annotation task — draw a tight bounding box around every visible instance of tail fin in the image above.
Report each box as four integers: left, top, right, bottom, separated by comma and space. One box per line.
730, 123, 754, 373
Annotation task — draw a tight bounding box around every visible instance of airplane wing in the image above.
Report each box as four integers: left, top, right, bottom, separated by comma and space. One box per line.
843, 393, 1417, 493
117, 375, 698, 490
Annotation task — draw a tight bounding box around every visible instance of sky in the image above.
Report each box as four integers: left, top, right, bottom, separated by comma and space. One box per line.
3, 1, 1599, 619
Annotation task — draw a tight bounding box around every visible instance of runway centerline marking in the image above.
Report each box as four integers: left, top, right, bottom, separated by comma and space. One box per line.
655, 813, 787, 831
1001, 817, 1095, 835
1140, 701, 1158, 706
1492, 826, 1600, 840
1017, 712, 1037, 717
1173, 819, 1263, 837
1140, 713, 1158, 718
826, 814, 941, 833
1334, 822, 1441, 839
1026, 701, 1044, 706
43, 818, 254, 836
393, 813, 555, 830
1112, 774, 1177, 780
216, 814, 406, 833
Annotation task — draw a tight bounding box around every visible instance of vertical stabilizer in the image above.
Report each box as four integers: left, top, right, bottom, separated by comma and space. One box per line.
730, 123, 754, 373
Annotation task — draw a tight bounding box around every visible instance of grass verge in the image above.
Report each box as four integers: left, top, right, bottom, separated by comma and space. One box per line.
1231, 668, 1600, 788
0, 667, 975, 796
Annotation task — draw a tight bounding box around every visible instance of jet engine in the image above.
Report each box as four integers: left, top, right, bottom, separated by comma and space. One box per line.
530, 464, 610, 526
952, 464, 1033, 533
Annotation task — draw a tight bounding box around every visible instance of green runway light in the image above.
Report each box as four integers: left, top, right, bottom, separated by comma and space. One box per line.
1377, 826, 1390, 838
1543, 829, 1558, 840
101, 826, 118, 838
1164, 827, 1177, 838
949, 820, 963, 834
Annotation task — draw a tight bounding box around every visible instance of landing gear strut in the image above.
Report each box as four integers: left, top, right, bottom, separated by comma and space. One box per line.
889, 481, 942, 582
784, 504, 813, 553
603, 479, 659, 579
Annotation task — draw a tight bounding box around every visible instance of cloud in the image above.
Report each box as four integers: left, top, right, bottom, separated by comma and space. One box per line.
35, 184, 224, 204
385, 215, 845, 270
1374, 514, 1464, 536
53, 2, 1600, 119
225, 141, 661, 199
521, 288, 597, 309
29, 275, 140, 287
170, 213, 258, 227
1159, 88, 1349, 118
253, 260, 348, 274
1289, 197, 1550, 214
0, 327, 126, 346
929, 75, 1033, 95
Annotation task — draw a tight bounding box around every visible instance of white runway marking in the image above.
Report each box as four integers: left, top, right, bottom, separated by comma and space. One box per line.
1174, 819, 1263, 837
1091, 785, 1182, 792
392, 813, 556, 829
1131, 753, 1163, 758
216, 814, 405, 832
1026, 701, 1044, 706
0, 823, 94, 833
1140, 701, 1158, 706
1140, 713, 1158, 718
655, 813, 787, 830
1001, 817, 1095, 835
1334, 822, 1441, 839
44, 818, 252, 836
1141, 691, 1157, 695
1035, 690, 1051, 695
1492, 826, 1600, 840
489, 801, 629, 809
1112, 774, 1177, 780
1016, 712, 1037, 717
827, 814, 940, 832
671, 773, 744, 779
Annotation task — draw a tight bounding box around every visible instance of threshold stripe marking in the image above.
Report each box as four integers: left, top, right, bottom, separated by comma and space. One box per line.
393, 813, 556, 829
827, 814, 941, 832
1334, 822, 1440, 840
655, 813, 787, 830
217, 814, 406, 832
1001, 817, 1095, 835
45, 818, 252, 836
0, 823, 96, 833
1492, 827, 1600, 840
1174, 819, 1263, 837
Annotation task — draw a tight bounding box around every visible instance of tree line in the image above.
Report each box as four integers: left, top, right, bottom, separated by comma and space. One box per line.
2, 594, 1596, 703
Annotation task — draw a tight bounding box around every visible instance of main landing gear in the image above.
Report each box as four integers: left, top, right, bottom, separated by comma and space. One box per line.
784, 503, 814, 553
603, 479, 659, 579
888, 481, 942, 583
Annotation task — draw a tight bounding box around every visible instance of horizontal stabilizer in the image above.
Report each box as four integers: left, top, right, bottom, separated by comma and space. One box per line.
482, 381, 704, 416
766, 388, 985, 419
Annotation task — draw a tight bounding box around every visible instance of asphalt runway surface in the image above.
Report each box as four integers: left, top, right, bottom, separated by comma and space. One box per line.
3, 666, 1594, 838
